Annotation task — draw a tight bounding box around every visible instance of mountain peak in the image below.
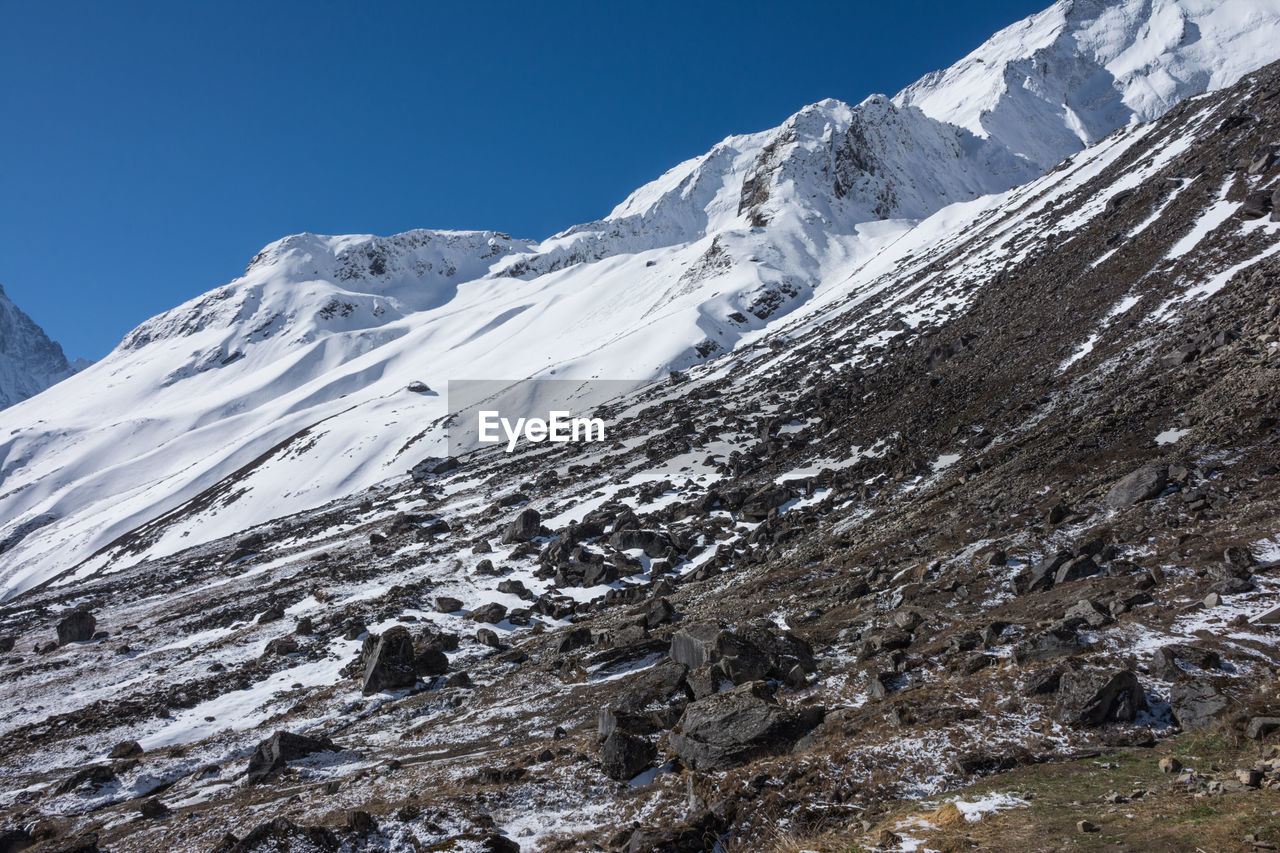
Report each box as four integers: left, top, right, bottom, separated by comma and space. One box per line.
896, 0, 1280, 167
0, 284, 82, 409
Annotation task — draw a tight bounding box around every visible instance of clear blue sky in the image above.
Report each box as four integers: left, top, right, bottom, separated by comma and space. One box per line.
1, 0, 1047, 359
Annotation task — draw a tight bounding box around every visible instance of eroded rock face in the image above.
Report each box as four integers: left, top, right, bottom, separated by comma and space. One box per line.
668, 682, 823, 770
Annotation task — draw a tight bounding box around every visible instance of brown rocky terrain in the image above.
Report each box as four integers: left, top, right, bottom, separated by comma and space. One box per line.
3, 50, 1280, 853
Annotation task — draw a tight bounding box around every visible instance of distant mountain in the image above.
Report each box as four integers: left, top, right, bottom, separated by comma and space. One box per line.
0, 283, 83, 410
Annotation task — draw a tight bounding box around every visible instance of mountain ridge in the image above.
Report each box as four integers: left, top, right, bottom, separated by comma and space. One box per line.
2, 0, 1280, 602
0, 283, 85, 410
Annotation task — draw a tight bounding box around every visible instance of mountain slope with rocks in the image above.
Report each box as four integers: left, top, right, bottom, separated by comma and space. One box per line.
2, 20, 1280, 852
4, 1, 1280, 606
0, 284, 83, 410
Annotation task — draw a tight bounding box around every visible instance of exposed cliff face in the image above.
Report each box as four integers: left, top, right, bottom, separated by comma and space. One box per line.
0, 284, 82, 410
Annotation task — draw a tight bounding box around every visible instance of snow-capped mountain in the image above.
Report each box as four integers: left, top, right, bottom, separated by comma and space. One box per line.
3, 0, 1280, 600
0, 283, 83, 410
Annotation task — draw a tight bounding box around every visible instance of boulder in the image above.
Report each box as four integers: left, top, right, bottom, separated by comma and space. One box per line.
1055, 555, 1099, 586
1024, 551, 1071, 593
608, 529, 672, 557
410, 456, 458, 481
56, 607, 96, 645
435, 596, 463, 613
1241, 189, 1274, 220
466, 602, 508, 624
669, 621, 725, 670
1058, 669, 1147, 726
668, 620, 812, 686
245, 731, 336, 784
1169, 679, 1232, 731
1150, 644, 1221, 681
599, 729, 656, 781
415, 645, 450, 675
1104, 466, 1167, 508
1012, 627, 1081, 665
362, 626, 418, 694
109, 740, 143, 759
501, 508, 541, 544
642, 597, 679, 628
1064, 599, 1111, 628
668, 682, 823, 770
739, 486, 794, 522
1245, 717, 1280, 739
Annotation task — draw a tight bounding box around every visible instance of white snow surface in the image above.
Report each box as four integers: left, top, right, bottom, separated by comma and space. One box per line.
4, 0, 1280, 598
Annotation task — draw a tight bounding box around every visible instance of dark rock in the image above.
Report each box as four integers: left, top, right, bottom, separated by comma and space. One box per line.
600, 729, 657, 781
257, 605, 284, 624
1058, 669, 1147, 726
581, 562, 618, 587
1055, 555, 1099, 585
1024, 551, 1071, 593
108, 740, 143, 759
410, 456, 459, 480
264, 636, 300, 656
686, 666, 721, 700
0, 829, 32, 853
608, 529, 672, 557
1012, 627, 1081, 665
56, 608, 96, 645
362, 626, 418, 694
346, 810, 376, 834
502, 508, 541, 544
211, 818, 338, 852
668, 620, 812, 686
1104, 466, 1167, 508
480, 836, 521, 853
496, 579, 531, 599
415, 646, 450, 676
1150, 644, 1221, 681
555, 626, 593, 654
55, 764, 115, 794
1063, 599, 1111, 628
139, 798, 170, 819
466, 602, 508, 624
1241, 189, 1274, 219
1170, 679, 1232, 731
643, 597, 679, 628
668, 682, 823, 770
1245, 716, 1280, 739
435, 596, 464, 613
475, 628, 502, 649
245, 731, 336, 785
739, 486, 794, 521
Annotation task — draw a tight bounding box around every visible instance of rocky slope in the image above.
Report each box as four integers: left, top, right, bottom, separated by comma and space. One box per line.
1, 35, 1280, 853
0, 284, 83, 410
5, 1, 1280, 604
